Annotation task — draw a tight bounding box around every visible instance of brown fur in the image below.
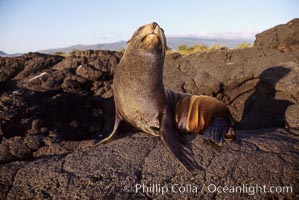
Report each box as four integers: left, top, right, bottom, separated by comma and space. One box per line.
186, 95, 231, 133
98, 23, 235, 172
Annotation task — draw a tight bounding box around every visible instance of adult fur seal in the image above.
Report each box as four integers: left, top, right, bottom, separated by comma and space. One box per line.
96, 22, 236, 172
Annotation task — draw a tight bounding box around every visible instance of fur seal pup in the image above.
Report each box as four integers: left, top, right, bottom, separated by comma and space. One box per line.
96, 22, 236, 172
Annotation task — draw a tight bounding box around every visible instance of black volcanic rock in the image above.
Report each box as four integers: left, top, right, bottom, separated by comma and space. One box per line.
254, 18, 299, 52
0, 57, 24, 87
164, 47, 298, 131
0, 50, 121, 165
0, 20, 298, 199
1, 129, 298, 199
15, 53, 64, 80
0, 53, 63, 92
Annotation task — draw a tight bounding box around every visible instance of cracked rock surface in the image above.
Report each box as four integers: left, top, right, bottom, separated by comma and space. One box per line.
0, 19, 298, 199
1, 129, 298, 199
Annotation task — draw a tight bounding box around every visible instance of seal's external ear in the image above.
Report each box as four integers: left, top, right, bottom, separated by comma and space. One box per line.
159, 106, 197, 173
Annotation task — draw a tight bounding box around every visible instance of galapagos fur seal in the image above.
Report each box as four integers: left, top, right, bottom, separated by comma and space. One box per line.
96, 22, 236, 172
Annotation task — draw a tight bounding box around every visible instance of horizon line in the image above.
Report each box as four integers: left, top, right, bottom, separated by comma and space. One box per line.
2, 32, 256, 55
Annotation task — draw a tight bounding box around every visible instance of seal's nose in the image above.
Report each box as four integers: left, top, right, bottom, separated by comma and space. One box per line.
152, 22, 158, 29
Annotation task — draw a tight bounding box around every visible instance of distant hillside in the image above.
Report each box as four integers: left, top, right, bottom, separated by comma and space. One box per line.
38, 37, 254, 54
39, 41, 127, 54
0, 51, 7, 56
0, 50, 23, 57
1, 37, 254, 56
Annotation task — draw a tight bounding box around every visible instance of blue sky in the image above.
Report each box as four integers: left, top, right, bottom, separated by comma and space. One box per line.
0, 0, 298, 53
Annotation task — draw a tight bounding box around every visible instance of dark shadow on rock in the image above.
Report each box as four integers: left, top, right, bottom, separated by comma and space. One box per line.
240, 66, 293, 129
92, 98, 142, 143
229, 129, 298, 151
1, 88, 115, 141
38, 92, 104, 140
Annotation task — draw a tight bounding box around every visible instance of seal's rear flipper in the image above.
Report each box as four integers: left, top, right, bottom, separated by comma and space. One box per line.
94, 115, 122, 146
203, 118, 228, 145
159, 106, 197, 173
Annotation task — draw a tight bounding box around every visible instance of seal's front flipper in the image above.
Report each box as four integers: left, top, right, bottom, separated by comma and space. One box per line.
159, 106, 197, 173
94, 115, 122, 146
203, 118, 228, 146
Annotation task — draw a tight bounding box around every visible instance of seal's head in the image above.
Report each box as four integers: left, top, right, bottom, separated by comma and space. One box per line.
126, 22, 166, 57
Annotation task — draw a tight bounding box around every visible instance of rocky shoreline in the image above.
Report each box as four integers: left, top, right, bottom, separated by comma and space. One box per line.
0, 19, 298, 199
